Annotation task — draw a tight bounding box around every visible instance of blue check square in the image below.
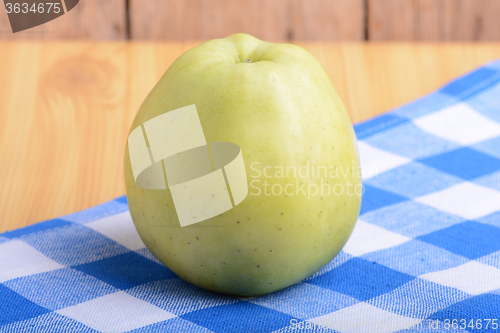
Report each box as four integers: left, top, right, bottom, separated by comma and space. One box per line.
487, 60, 500, 70
417, 221, 500, 260
360, 201, 465, 238
127, 279, 237, 316
368, 279, 469, 319
72, 252, 176, 290
20, 224, 129, 266
354, 114, 409, 140
478, 211, 500, 229
360, 185, 409, 215
127, 317, 213, 333
0, 284, 50, 325
472, 136, 500, 160
392, 92, 458, 119
478, 250, 500, 270
363, 122, 459, 159
0, 312, 99, 333
464, 81, 500, 124
362, 240, 468, 276
419, 147, 500, 181
365, 162, 462, 198
3, 268, 117, 310
428, 294, 500, 331
180, 301, 297, 333
249, 282, 358, 320
473, 170, 500, 192
61, 199, 129, 224
115, 195, 128, 205
307, 257, 415, 301
440, 67, 500, 98
2, 219, 72, 239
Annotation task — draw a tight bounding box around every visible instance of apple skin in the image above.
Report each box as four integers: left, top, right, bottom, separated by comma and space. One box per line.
124, 33, 361, 296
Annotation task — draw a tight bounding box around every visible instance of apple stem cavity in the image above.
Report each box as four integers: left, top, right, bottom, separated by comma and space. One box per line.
245, 58, 252, 63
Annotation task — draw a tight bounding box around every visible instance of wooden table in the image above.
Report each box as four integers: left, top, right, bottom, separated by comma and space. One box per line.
1, 41, 500, 233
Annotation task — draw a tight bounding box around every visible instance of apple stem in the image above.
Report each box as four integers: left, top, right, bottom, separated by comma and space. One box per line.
245, 58, 252, 63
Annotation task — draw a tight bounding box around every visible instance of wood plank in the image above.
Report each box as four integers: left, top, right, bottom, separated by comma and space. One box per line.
0, 0, 126, 39
1, 0, 500, 41
368, 0, 500, 41
129, 0, 364, 41
129, 0, 289, 41
289, 0, 364, 41
2, 41, 500, 232
0, 41, 131, 232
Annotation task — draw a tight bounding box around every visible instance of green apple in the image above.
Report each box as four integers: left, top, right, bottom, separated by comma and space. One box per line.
124, 33, 361, 296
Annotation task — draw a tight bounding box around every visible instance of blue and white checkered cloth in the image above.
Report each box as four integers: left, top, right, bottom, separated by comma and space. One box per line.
2, 59, 500, 333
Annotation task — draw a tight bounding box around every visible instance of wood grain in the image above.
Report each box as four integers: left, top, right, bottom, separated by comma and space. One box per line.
129, 0, 288, 41
289, 0, 364, 41
129, 0, 364, 41
368, 0, 500, 41
0, 0, 127, 39
1, 41, 500, 232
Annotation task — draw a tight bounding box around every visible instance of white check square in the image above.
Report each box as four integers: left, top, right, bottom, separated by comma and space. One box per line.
419, 261, 500, 295
413, 103, 500, 145
415, 182, 500, 220
308, 303, 422, 333
85, 211, 145, 251
343, 220, 411, 257
357, 141, 411, 180
56, 291, 176, 333
0, 240, 64, 283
